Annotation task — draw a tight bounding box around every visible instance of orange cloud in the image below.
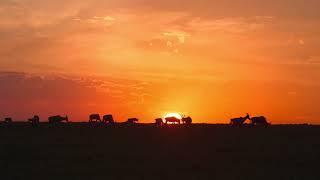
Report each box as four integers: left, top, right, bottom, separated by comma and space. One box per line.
1, 0, 320, 123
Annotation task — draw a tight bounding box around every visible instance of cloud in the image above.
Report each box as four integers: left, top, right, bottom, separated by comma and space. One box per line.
1, 0, 320, 123
185, 16, 274, 34
1, 0, 319, 75
73, 15, 116, 26
0, 72, 149, 120
163, 31, 191, 43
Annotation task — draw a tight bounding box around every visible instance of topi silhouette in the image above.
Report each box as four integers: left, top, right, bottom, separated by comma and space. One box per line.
165, 117, 181, 124
250, 116, 269, 126
2, 117, 13, 127
230, 113, 250, 126
127, 118, 138, 125
48, 115, 69, 124
155, 118, 164, 126
28, 115, 40, 127
182, 116, 192, 125
89, 114, 101, 123
103, 114, 114, 124
4, 117, 13, 123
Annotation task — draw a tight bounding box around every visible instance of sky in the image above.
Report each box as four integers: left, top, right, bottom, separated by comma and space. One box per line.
1, 0, 320, 123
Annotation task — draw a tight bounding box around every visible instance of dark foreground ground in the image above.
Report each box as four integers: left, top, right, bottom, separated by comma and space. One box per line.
0, 123, 320, 180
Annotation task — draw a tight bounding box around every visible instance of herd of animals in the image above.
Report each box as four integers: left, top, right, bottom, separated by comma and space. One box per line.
230, 113, 270, 126
0, 114, 193, 127
0, 113, 269, 127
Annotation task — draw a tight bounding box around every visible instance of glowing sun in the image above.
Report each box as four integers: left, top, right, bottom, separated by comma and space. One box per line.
164, 112, 182, 120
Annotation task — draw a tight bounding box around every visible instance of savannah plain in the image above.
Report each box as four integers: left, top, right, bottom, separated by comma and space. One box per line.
1, 123, 319, 180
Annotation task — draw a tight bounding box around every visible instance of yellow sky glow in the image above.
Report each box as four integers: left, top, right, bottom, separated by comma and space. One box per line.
0, 0, 320, 123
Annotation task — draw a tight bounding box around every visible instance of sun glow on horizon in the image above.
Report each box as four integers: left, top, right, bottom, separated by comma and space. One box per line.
164, 112, 182, 120
1, 0, 320, 124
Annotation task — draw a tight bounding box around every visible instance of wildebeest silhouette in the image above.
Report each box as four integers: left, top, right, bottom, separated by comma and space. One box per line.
182, 116, 192, 125
28, 115, 40, 127
250, 116, 269, 126
89, 114, 101, 123
103, 114, 114, 124
2, 117, 13, 127
165, 117, 181, 124
230, 113, 250, 126
155, 118, 164, 126
127, 118, 138, 125
48, 115, 68, 123
4, 117, 13, 123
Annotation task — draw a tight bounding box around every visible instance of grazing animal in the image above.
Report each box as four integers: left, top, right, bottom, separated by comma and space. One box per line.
182, 116, 192, 125
28, 115, 40, 126
103, 114, 114, 124
48, 115, 68, 123
155, 118, 164, 126
4, 117, 13, 123
89, 114, 101, 123
165, 117, 181, 124
127, 118, 139, 124
230, 113, 250, 126
250, 116, 269, 126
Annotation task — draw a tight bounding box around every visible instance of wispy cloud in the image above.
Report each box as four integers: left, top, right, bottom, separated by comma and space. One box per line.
73, 15, 116, 26
1, 0, 320, 122
0, 71, 151, 119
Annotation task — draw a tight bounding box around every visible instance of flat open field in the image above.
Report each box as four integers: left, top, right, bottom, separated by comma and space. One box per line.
1, 123, 320, 180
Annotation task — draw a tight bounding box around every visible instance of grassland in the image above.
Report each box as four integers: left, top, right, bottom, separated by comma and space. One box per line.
0, 123, 319, 180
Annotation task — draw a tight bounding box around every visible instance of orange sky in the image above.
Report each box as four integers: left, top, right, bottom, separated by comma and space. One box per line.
0, 0, 320, 123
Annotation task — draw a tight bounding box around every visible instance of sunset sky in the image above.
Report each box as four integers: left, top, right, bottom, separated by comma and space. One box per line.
1, 0, 320, 123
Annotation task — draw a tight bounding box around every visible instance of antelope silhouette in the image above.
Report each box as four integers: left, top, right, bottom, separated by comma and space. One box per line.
28, 115, 40, 126
48, 115, 68, 123
165, 117, 181, 124
250, 116, 269, 126
230, 113, 250, 126
182, 116, 192, 125
155, 118, 164, 126
89, 114, 101, 123
103, 114, 114, 124
4, 117, 12, 124
127, 118, 138, 124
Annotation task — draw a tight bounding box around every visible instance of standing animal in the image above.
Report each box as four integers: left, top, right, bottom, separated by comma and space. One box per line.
4, 117, 13, 124
155, 118, 164, 126
182, 116, 192, 125
127, 118, 139, 124
48, 115, 68, 123
103, 114, 114, 124
2, 117, 13, 127
165, 117, 181, 124
28, 115, 40, 126
250, 116, 269, 126
230, 113, 250, 126
89, 114, 101, 123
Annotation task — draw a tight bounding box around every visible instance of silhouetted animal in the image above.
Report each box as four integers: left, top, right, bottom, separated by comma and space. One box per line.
165, 117, 181, 124
230, 113, 250, 126
48, 115, 68, 123
127, 118, 139, 124
182, 116, 192, 125
4, 118, 13, 124
103, 114, 114, 124
155, 118, 164, 126
89, 114, 101, 123
250, 116, 269, 126
28, 115, 40, 127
